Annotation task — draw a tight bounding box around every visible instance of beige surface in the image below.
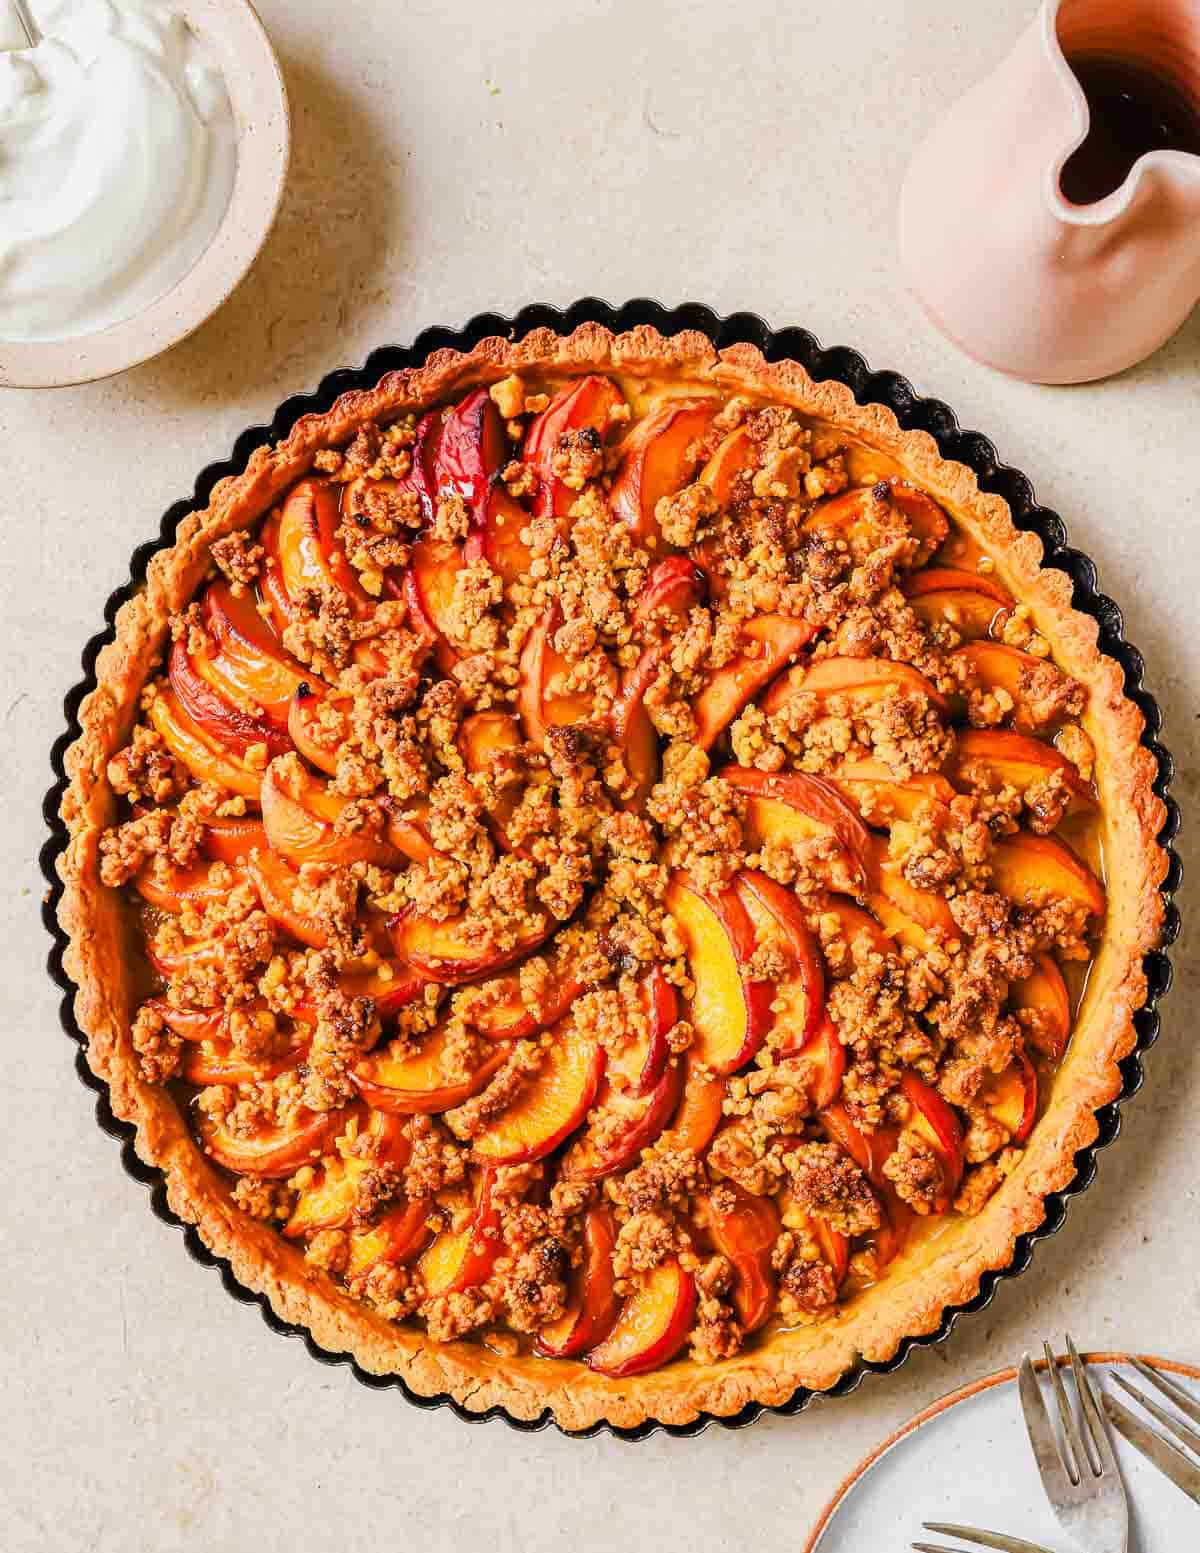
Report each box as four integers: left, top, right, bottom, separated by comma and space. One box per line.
2, 0, 1194, 1547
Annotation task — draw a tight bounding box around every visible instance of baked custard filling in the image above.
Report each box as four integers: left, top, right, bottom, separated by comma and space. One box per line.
94, 367, 1110, 1379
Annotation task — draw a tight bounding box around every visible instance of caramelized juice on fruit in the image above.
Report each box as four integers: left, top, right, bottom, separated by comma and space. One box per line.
1060, 54, 1200, 205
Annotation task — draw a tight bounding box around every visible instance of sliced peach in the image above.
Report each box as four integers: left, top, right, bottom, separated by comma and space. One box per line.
805, 479, 949, 560
133, 858, 245, 915
458, 710, 526, 851
719, 765, 874, 892
518, 600, 615, 747
734, 869, 825, 1052
404, 537, 464, 672
665, 872, 772, 1075
168, 638, 288, 760
819, 1104, 914, 1268
352, 1028, 512, 1115
989, 831, 1105, 916
337, 959, 427, 1019
524, 375, 627, 519
204, 580, 311, 727
284, 1111, 410, 1237
418, 1170, 504, 1295
147, 688, 262, 800
287, 683, 349, 777
705, 1182, 781, 1333
610, 398, 718, 546
464, 1024, 605, 1164
634, 554, 709, 627
181, 1035, 308, 1087
692, 615, 816, 750
662, 1059, 726, 1154
560, 1059, 684, 1182
902, 567, 1014, 640
198, 1105, 349, 1179
698, 423, 757, 506
777, 1187, 850, 1288
797, 1015, 847, 1110
586, 1259, 696, 1377
950, 641, 1079, 733
390, 908, 552, 985
900, 1070, 965, 1210
436, 387, 530, 582
260, 758, 406, 871
829, 761, 956, 825
604, 962, 677, 1098
245, 849, 331, 949
981, 1052, 1038, 1143
868, 835, 958, 940
277, 477, 372, 611
535, 1203, 621, 1359
144, 1000, 227, 1044
257, 508, 297, 637
762, 654, 951, 719
462, 473, 534, 587
948, 729, 1095, 814
1012, 953, 1071, 1061
819, 897, 894, 963
202, 816, 267, 864
346, 1197, 435, 1279
465, 958, 584, 1042
342, 408, 442, 539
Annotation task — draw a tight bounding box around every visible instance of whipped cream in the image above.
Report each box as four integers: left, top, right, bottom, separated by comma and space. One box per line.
0, 0, 237, 343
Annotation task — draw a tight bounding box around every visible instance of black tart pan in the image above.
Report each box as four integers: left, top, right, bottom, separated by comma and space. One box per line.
41, 298, 1181, 1440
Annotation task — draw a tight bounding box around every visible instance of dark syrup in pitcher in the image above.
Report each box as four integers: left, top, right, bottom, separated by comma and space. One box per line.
1059, 53, 1200, 204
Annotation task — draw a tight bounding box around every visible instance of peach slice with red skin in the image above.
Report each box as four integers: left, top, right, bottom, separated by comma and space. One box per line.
947, 729, 1095, 815
718, 765, 875, 893
692, 615, 817, 750
1011, 953, 1071, 1061
828, 761, 956, 825
404, 537, 465, 674
981, 1052, 1038, 1143
902, 566, 1014, 640
202, 816, 267, 864
560, 1059, 684, 1182
347, 1197, 435, 1279
389, 908, 553, 986
435, 388, 534, 586
465, 954, 584, 1041
950, 641, 1075, 734
610, 397, 718, 546
989, 830, 1105, 916
665, 872, 773, 1075
144, 1000, 227, 1044
705, 1182, 781, 1332
168, 637, 290, 760
585, 1258, 697, 1378
796, 1015, 848, 1111
518, 598, 616, 746
524, 375, 627, 519
777, 1186, 850, 1289
698, 423, 757, 506
536, 1203, 621, 1359
203, 580, 312, 727
867, 834, 958, 941
287, 682, 349, 777
734, 870, 825, 1053
352, 1028, 512, 1115
342, 406, 442, 538
134, 858, 247, 915
244, 848, 332, 949
148, 687, 262, 801
464, 1023, 605, 1165
181, 1036, 308, 1087
284, 1111, 411, 1237
661, 1059, 726, 1154
198, 1105, 350, 1180
458, 710, 526, 852
277, 477, 374, 613
819, 1103, 915, 1268
762, 654, 951, 720
804, 479, 949, 561
418, 1169, 505, 1296
260, 758, 408, 871
899, 1070, 965, 1210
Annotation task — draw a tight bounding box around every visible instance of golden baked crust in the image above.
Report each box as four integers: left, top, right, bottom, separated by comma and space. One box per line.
56, 323, 1167, 1431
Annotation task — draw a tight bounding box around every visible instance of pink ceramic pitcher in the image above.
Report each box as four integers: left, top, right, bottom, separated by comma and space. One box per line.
899, 0, 1200, 383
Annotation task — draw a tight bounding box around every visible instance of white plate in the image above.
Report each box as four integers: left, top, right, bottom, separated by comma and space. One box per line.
0, 0, 289, 388
805, 1354, 1200, 1552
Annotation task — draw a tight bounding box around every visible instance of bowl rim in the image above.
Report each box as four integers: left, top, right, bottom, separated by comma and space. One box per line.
40, 298, 1181, 1440
0, 0, 289, 390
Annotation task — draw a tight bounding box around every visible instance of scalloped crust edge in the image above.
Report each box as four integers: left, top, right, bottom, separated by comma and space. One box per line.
55, 322, 1168, 1433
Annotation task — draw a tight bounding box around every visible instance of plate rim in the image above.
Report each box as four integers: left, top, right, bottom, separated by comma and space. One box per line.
804, 1351, 1200, 1550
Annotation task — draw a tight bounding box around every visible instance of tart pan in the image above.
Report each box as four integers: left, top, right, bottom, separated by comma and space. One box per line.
41, 298, 1181, 1440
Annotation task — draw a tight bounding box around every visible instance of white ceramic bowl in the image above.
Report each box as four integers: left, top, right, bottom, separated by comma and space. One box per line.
0, 0, 289, 389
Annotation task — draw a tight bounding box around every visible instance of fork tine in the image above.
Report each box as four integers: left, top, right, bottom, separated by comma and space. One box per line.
1130, 1359, 1200, 1429
1043, 1339, 1085, 1484
1018, 1354, 1071, 1494
921, 1522, 1055, 1552
1066, 1333, 1108, 1475
1112, 1373, 1200, 1458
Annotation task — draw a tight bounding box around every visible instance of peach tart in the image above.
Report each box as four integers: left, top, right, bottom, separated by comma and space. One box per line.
57, 324, 1167, 1431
